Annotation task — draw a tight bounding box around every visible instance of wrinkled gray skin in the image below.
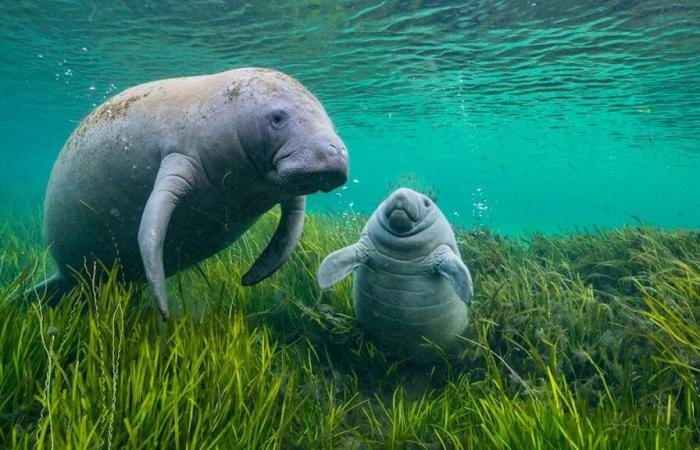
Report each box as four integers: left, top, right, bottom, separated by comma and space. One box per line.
32, 68, 348, 320
317, 188, 473, 360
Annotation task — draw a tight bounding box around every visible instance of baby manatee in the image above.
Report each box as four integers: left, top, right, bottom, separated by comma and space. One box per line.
317, 188, 473, 360
30, 68, 348, 320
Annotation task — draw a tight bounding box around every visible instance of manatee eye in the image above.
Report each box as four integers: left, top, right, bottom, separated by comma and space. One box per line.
423, 197, 431, 207
268, 109, 289, 129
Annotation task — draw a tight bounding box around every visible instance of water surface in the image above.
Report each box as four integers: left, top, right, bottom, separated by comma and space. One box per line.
1, 0, 698, 233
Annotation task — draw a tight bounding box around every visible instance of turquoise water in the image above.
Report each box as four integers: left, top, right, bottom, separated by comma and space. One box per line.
1, 0, 698, 234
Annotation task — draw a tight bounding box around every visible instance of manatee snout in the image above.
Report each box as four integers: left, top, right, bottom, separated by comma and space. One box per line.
383, 188, 424, 233
315, 139, 348, 192
275, 133, 348, 194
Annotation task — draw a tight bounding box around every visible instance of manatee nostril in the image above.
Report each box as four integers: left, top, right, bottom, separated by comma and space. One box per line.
327, 143, 340, 156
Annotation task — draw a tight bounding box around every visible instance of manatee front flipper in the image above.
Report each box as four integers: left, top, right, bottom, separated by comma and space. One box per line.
241, 195, 306, 286
138, 153, 208, 320
317, 237, 372, 289
430, 245, 474, 305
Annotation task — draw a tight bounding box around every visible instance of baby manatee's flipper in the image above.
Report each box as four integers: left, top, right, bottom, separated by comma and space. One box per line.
317, 237, 372, 289
24, 272, 74, 307
241, 195, 306, 286
138, 153, 209, 321
430, 245, 474, 305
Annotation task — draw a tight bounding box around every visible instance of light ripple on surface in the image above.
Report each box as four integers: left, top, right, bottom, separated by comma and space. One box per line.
0, 0, 698, 232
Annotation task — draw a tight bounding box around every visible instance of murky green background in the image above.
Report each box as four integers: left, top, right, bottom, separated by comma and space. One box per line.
1, 0, 698, 234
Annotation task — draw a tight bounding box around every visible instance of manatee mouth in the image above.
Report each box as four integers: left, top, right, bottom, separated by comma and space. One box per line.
383, 191, 421, 231
270, 138, 348, 195
268, 172, 333, 195
387, 208, 416, 233
272, 141, 305, 168
291, 172, 340, 194
379, 188, 436, 236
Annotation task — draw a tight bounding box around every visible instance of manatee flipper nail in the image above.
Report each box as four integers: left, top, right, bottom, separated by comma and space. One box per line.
138, 153, 207, 320
242, 195, 306, 286
317, 240, 370, 289
430, 244, 474, 305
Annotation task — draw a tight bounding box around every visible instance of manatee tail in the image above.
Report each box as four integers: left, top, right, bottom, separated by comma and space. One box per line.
24, 272, 74, 306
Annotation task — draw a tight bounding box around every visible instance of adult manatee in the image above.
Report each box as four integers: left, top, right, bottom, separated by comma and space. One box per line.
33, 67, 348, 319
317, 188, 473, 359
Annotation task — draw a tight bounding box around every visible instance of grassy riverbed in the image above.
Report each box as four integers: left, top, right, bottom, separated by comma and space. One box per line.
0, 206, 698, 449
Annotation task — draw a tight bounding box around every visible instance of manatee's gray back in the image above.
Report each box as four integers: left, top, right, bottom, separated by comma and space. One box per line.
352, 209, 468, 352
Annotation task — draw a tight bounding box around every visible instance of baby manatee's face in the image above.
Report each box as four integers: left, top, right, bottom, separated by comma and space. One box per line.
378, 188, 436, 235
235, 70, 348, 195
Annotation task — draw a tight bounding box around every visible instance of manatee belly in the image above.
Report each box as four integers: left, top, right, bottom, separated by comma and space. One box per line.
352, 265, 468, 356
43, 119, 266, 280
45, 166, 261, 280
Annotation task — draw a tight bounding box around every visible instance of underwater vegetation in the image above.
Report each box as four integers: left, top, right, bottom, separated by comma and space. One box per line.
0, 203, 698, 449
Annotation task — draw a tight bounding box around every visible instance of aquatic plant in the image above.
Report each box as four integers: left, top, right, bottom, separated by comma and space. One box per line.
385, 174, 440, 202
0, 207, 698, 448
